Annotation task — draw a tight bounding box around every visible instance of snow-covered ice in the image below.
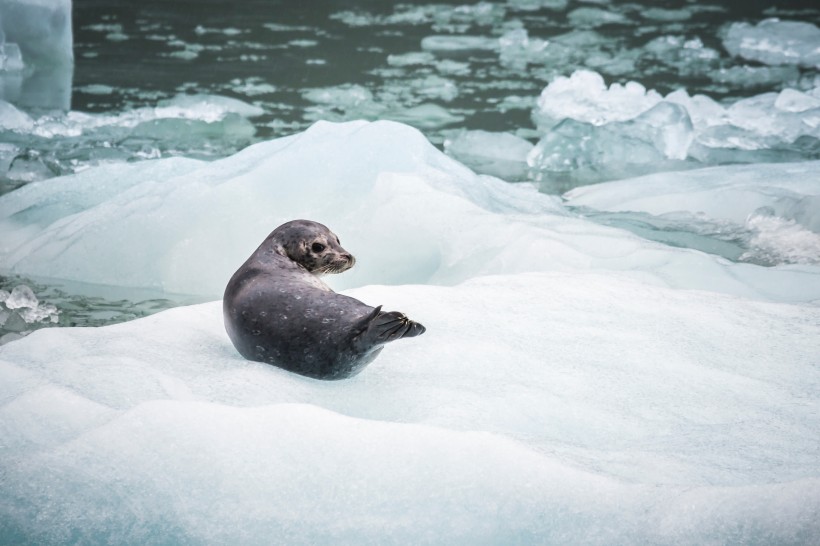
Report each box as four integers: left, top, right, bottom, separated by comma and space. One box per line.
1, 82, 820, 542
1, 271, 818, 544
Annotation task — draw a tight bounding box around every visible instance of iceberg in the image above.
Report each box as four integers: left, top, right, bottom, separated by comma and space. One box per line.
528, 101, 695, 185
0, 0, 73, 110
533, 70, 664, 130
530, 70, 820, 186
443, 129, 533, 180
1, 271, 818, 543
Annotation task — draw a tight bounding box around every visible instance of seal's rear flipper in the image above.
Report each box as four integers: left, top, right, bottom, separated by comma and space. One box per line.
354, 306, 426, 348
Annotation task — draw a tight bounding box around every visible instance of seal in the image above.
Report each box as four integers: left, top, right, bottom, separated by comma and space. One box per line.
223, 220, 425, 379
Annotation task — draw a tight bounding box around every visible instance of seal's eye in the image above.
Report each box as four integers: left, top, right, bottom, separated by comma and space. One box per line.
311, 242, 325, 253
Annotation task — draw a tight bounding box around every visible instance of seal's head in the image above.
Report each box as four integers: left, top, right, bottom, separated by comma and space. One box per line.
269, 219, 355, 275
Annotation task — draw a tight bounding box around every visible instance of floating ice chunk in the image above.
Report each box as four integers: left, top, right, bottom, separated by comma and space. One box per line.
642, 35, 720, 74
332, 3, 505, 29
0, 284, 59, 334
443, 129, 533, 180
528, 102, 693, 182
664, 89, 728, 130
641, 8, 692, 22
507, 0, 568, 11
0, 93, 261, 184
534, 71, 820, 167
228, 77, 276, 97
153, 94, 264, 121
567, 7, 630, 28
421, 35, 499, 52
434, 58, 470, 75
303, 84, 374, 108
632, 101, 694, 160
726, 90, 820, 142
723, 19, 820, 69
708, 64, 800, 89
498, 28, 549, 69
381, 103, 464, 129
386, 52, 436, 67
0, 100, 34, 131
4, 285, 36, 309
774, 88, 820, 112
408, 75, 458, 102
532, 70, 663, 130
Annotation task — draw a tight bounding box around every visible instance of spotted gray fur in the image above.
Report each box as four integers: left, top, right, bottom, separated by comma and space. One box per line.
223, 220, 425, 379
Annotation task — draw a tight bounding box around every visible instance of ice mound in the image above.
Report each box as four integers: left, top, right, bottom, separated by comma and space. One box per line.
1, 273, 818, 543
533, 70, 664, 130
530, 69, 820, 185
443, 129, 533, 180
528, 101, 694, 186
2, 120, 820, 303
565, 161, 820, 265
723, 19, 820, 69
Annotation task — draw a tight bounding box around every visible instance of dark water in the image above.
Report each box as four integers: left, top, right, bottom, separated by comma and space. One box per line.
71, 0, 818, 132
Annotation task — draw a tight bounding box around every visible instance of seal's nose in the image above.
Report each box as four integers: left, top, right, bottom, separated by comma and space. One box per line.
343, 253, 355, 266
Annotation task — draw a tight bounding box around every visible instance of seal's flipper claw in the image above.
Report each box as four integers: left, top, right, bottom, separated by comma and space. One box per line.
404, 321, 426, 338
355, 307, 426, 348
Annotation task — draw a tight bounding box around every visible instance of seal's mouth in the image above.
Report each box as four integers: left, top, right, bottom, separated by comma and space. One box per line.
316, 256, 355, 275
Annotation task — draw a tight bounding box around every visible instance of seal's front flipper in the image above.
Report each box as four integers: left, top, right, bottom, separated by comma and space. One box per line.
354, 306, 426, 349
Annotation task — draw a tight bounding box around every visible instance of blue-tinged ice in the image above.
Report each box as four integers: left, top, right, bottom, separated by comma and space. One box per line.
0, 0, 73, 110
1, 120, 818, 304
723, 19, 820, 69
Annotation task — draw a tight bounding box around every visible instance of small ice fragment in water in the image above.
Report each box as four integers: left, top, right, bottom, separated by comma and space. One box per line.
5, 285, 38, 310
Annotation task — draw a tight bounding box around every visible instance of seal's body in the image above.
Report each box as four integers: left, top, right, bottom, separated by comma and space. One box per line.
224, 220, 425, 379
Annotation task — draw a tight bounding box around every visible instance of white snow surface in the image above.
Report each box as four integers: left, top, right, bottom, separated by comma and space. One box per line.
2, 121, 820, 303
1, 120, 820, 543
1, 273, 819, 544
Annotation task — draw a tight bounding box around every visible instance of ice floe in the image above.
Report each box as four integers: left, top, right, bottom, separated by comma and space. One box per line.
0, 271, 818, 543
722, 19, 820, 69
